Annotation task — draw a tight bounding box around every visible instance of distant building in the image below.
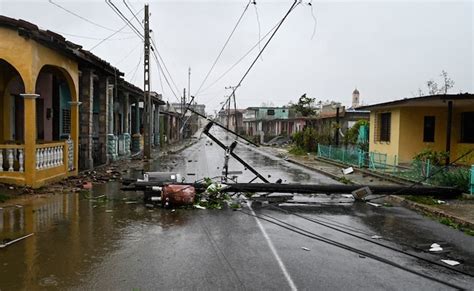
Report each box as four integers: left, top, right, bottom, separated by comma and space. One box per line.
352, 88, 360, 108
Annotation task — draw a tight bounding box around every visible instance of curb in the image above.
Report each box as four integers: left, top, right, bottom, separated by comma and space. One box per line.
285, 158, 357, 185
315, 157, 409, 185
386, 195, 474, 229
284, 153, 474, 230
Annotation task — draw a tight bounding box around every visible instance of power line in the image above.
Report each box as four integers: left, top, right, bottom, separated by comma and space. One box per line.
194, 0, 252, 97
51, 31, 136, 41
150, 38, 181, 95
123, 0, 144, 29
48, 0, 132, 34
240, 209, 466, 290
106, 0, 144, 40
268, 204, 474, 278
88, 7, 144, 51
198, 14, 284, 103
115, 41, 142, 66
214, 0, 300, 114
151, 49, 180, 102
127, 51, 142, 83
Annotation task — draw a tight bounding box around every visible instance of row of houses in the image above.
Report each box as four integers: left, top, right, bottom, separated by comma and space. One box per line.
0, 16, 202, 188
218, 91, 474, 166
218, 105, 369, 144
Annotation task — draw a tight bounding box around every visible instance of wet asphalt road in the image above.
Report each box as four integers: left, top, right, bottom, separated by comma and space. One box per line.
1, 127, 474, 290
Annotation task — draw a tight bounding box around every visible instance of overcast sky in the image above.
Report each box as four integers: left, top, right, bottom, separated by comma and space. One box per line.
0, 0, 472, 113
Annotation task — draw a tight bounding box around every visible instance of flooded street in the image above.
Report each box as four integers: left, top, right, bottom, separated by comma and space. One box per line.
1, 129, 474, 290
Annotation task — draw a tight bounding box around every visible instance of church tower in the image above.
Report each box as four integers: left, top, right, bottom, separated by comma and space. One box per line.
352, 88, 360, 108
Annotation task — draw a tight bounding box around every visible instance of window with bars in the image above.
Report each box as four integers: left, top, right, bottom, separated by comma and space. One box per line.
423, 116, 435, 142
375, 112, 391, 142
62, 109, 71, 134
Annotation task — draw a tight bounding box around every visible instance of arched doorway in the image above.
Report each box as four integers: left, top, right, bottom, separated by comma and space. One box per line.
0, 59, 25, 143
35, 65, 73, 142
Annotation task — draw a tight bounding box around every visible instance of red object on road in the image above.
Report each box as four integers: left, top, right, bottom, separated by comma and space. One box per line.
161, 185, 195, 207
83, 182, 93, 189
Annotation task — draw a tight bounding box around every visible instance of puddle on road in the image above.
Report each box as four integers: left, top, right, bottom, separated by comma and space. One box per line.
0, 182, 193, 289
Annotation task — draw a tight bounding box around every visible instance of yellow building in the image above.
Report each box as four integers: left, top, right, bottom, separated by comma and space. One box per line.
0, 16, 84, 187
361, 94, 474, 166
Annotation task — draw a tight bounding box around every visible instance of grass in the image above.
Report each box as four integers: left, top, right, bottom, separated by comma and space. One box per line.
438, 217, 474, 236
405, 195, 438, 205
288, 146, 307, 156
337, 176, 353, 184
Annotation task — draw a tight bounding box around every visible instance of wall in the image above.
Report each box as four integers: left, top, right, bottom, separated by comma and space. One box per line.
368, 109, 400, 164
398, 107, 447, 163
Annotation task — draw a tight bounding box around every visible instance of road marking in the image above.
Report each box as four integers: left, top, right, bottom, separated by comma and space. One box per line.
249, 204, 298, 291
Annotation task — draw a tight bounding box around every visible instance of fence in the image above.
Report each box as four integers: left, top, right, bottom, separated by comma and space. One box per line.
471, 165, 474, 195
317, 144, 472, 192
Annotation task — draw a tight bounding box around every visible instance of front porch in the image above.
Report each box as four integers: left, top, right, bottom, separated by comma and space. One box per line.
0, 140, 74, 187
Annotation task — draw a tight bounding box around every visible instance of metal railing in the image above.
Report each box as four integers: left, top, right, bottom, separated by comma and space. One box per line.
317, 144, 471, 192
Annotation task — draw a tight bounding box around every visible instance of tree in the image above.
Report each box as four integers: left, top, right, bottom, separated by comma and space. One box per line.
291, 93, 316, 117
425, 70, 455, 95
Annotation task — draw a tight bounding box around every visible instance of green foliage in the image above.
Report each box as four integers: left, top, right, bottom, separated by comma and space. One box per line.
413, 148, 449, 166
291, 93, 316, 117
432, 167, 470, 192
0, 193, 10, 203
344, 120, 369, 145
288, 146, 307, 156
291, 127, 324, 153
406, 195, 437, 205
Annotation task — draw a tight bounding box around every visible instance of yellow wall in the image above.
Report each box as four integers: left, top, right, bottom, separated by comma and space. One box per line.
0, 26, 80, 186
369, 109, 400, 164
0, 27, 78, 96
369, 105, 474, 165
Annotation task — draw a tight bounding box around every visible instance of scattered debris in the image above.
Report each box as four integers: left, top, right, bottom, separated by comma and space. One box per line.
301, 247, 310, 251
342, 167, 354, 175
0, 233, 34, 248
367, 202, 382, 207
371, 235, 382, 239
429, 243, 443, 252
194, 205, 206, 210
441, 259, 460, 266
436, 200, 446, 204
105, 210, 113, 213
352, 186, 372, 201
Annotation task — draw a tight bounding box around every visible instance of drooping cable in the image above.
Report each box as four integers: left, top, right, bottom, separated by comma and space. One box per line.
123, 0, 144, 28
252, 1, 263, 61
194, 0, 252, 97
88, 7, 144, 51
150, 38, 181, 95
106, 0, 144, 40
213, 0, 299, 115
48, 0, 132, 33
240, 209, 466, 290
308, 1, 317, 40
268, 204, 474, 278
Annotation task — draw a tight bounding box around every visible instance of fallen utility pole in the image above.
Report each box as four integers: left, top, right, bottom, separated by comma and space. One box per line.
203, 122, 269, 183
121, 181, 462, 197
187, 108, 259, 147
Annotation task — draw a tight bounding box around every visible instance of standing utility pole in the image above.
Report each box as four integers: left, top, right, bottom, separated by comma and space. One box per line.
188, 67, 191, 101
143, 4, 151, 158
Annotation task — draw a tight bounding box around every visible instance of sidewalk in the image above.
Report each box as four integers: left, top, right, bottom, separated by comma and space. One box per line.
264, 146, 474, 231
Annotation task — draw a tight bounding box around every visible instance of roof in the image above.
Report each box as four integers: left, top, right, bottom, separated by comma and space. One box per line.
353, 88, 359, 94
0, 15, 123, 76
358, 93, 474, 110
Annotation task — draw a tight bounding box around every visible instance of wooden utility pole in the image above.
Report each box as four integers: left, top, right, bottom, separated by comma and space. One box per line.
143, 4, 151, 158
